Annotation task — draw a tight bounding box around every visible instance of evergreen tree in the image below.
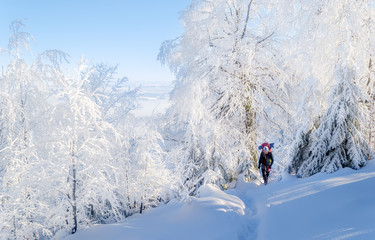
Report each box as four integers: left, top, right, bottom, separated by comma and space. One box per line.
287, 0, 375, 172
297, 64, 373, 178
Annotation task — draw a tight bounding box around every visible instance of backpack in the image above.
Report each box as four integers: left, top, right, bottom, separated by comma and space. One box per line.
265, 154, 273, 166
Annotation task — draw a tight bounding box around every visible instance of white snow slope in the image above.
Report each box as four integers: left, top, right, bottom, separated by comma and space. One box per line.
63, 161, 375, 240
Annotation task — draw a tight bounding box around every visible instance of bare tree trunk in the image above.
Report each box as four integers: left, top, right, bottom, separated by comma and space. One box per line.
70, 139, 78, 234
20, 83, 29, 163
72, 163, 77, 234
369, 95, 373, 152
140, 202, 143, 214
367, 58, 375, 156
245, 100, 257, 167
13, 215, 16, 238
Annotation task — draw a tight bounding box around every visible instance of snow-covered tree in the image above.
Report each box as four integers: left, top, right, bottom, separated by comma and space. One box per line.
0, 92, 15, 179
0, 20, 53, 239
124, 117, 172, 213
85, 63, 139, 125
286, 0, 375, 168
0, 19, 173, 239
44, 58, 125, 234
159, 0, 291, 195
296, 64, 373, 178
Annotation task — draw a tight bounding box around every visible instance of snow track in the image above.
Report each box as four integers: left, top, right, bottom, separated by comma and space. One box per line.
65, 161, 375, 240
240, 161, 375, 240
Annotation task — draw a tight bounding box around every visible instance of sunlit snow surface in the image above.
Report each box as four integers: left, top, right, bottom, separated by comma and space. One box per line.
64, 161, 375, 240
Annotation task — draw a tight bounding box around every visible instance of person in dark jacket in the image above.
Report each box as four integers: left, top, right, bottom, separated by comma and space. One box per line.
258, 145, 274, 185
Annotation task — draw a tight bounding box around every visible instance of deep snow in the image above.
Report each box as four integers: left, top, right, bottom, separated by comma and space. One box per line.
63, 161, 375, 240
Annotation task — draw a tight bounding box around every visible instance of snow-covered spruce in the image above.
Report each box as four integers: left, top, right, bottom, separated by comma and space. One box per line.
296, 64, 373, 178
287, 123, 314, 174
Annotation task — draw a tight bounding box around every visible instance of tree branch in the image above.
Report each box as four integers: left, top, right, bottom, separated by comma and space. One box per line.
241, 0, 254, 39
257, 32, 275, 46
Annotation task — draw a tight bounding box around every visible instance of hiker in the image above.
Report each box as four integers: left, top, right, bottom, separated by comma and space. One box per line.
258, 143, 274, 185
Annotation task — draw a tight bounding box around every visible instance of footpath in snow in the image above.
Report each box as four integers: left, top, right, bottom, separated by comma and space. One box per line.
64, 161, 375, 240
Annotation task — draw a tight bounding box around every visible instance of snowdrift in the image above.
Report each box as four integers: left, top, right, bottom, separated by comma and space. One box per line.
63, 184, 251, 240
64, 161, 375, 240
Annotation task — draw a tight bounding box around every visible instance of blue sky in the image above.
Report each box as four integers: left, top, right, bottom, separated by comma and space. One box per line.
0, 0, 190, 85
